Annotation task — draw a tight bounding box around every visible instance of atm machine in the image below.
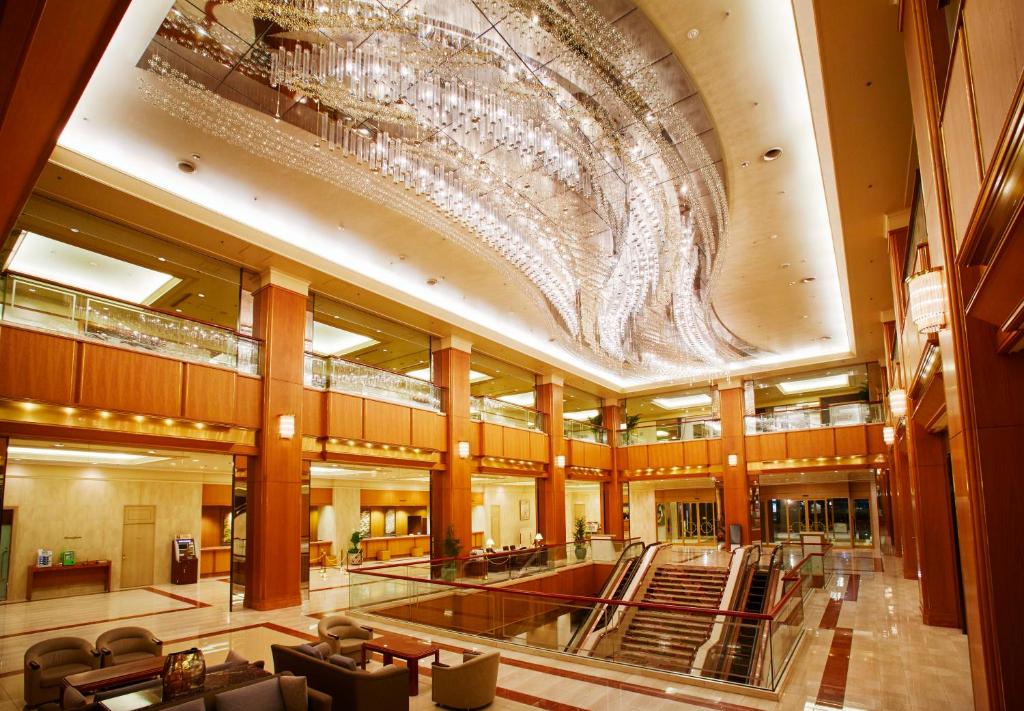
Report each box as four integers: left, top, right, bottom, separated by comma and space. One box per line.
171, 535, 198, 584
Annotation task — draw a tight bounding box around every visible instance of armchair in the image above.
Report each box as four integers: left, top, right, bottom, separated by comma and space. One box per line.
316, 614, 373, 657
24, 637, 100, 708
431, 651, 500, 710
96, 626, 163, 667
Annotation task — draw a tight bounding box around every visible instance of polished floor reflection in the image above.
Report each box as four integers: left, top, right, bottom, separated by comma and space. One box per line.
0, 550, 971, 710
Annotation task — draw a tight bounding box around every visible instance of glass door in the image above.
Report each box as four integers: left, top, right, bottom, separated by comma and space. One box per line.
805, 499, 829, 535
853, 499, 872, 547
830, 498, 851, 544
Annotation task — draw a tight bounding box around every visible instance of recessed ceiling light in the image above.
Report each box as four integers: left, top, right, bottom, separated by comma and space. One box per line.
801, 276, 816, 283
687, 28, 700, 39
780, 263, 791, 269
158, 257, 166, 262
762, 147, 784, 161
740, 160, 750, 168
54, 443, 64, 448
69, 227, 80, 233
177, 160, 196, 173
198, 293, 205, 298
770, 234, 779, 240
426, 278, 438, 285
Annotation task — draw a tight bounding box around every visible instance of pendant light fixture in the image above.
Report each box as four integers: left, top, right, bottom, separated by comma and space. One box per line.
906, 244, 947, 334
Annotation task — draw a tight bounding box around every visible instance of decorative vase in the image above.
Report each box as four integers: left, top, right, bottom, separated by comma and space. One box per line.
575, 545, 587, 561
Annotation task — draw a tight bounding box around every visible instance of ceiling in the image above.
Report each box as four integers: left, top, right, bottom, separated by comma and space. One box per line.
45, 0, 911, 394
6, 439, 231, 475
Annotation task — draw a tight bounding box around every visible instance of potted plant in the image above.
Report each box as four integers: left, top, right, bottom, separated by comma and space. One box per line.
573, 516, 588, 561
347, 531, 364, 567
441, 524, 461, 582
622, 413, 641, 444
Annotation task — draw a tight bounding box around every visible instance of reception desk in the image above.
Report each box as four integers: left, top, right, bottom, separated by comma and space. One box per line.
361, 534, 430, 560
309, 540, 334, 565
200, 546, 231, 577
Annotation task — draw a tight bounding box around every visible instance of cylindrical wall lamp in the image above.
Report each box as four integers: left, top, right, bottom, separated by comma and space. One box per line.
888, 389, 907, 418
882, 426, 895, 446
906, 245, 947, 335
457, 441, 470, 459
554, 454, 566, 468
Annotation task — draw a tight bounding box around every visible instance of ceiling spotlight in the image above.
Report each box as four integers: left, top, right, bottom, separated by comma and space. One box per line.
762, 147, 784, 161
177, 160, 196, 173
687, 28, 700, 39
426, 278, 438, 285
800, 276, 816, 283
770, 234, 779, 240
69, 227, 80, 233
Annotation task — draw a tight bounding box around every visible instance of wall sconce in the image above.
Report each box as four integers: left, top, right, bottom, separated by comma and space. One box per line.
888, 389, 907, 418
727, 453, 738, 467
278, 414, 295, 439
457, 441, 470, 459
906, 244, 947, 334
554, 454, 565, 468
883, 426, 895, 446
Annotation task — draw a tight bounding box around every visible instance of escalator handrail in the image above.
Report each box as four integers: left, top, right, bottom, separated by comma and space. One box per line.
563, 540, 646, 652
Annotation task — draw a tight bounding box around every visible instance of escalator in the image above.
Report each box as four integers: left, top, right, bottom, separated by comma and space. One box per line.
714, 544, 782, 684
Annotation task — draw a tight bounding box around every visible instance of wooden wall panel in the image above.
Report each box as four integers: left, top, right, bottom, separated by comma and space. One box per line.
363, 399, 411, 446
786, 429, 836, 459
941, 35, 983, 247
683, 440, 708, 466
625, 445, 649, 471
78, 343, 182, 417
834, 425, 868, 456
707, 438, 722, 465
202, 483, 232, 506
502, 427, 530, 460
235, 375, 263, 429
565, 439, 581, 467
327, 393, 363, 440
410, 409, 446, 451
615, 447, 628, 471
758, 433, 788, 461
361, 489, 430, 506
593, 445, 612, 470
962, 0, 1024, 166
183, 364, 235, 424
529, 431, 548, 463
310, 487, 333, 506
302, 389, 324, 437
0, 326, 76, 403
866, 423, 887, 454
647, 442, 682, 468
480, 423, 503, 457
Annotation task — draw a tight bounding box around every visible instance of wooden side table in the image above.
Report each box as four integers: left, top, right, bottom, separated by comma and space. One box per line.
360, 634, 440, 695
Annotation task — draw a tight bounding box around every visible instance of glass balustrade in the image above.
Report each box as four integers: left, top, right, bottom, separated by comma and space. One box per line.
617, 419, 721, 446
326, 358, 442, 412
0, 273, 261, 375
563, 419, 609, 444
304, 353, 329, 390
744, 402, 884, 434
470, 395, 544, 430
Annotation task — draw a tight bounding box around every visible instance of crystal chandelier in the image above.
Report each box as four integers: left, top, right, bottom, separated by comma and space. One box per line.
143, 0, 757, 377
888, 388, 907, 418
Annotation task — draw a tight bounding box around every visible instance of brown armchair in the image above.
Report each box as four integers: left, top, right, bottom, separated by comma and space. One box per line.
316, 614, 373, 657
96, 626, 163, 667
431, 651, 501, 709
24, 637, 100, 708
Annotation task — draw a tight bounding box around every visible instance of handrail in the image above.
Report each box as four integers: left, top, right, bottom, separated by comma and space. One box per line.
470, 394, 545, 431
565, 541, 646, 652
563, 419, 610, 444
304, 354, 444, 412
353, 540, 598, 573
1, 271, 261, 375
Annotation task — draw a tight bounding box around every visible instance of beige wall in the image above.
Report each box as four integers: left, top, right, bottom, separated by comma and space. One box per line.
478, 481, 537, 548
331, 485, 361, 559
628, 484, 657, 545
4, 464, 204, 600
564, 484, 602, 541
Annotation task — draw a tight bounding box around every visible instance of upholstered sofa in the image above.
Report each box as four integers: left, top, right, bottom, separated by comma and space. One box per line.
23, 636, 100, 708
431, 651, 500, 710
271, 643, 409, 711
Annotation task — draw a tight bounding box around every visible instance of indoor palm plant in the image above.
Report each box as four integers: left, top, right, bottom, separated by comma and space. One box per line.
573, 516, 588, 561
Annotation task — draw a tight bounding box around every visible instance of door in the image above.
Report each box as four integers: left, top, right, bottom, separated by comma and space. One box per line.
489, 505, 502, 548
0, 509, 12, 601
121, 506, 156, 588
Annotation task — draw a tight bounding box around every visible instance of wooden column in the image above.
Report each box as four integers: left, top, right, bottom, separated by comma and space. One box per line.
535, 376, 565, 545
719, 386, 750, 544
245, 271, 307, 610
430, 338, 473, 559
0, 436, 7, 512
600, 400, 623, 538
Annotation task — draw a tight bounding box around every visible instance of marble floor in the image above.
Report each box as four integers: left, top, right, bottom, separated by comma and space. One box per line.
0, 551, 973, 710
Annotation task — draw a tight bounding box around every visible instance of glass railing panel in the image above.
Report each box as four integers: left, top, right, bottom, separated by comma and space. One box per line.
1, 273, 261, 375
304, 353, 329, 389
744, 402, 884, 434
470, 395, 544, 431
617, 419, 721, 446
327, 358, 442, 412
563, 419, 609, 444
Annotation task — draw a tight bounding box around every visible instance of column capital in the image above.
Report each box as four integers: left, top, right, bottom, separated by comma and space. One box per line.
259, 267, 309, 296
538, 374, 564, 387
433, 335, 472, 353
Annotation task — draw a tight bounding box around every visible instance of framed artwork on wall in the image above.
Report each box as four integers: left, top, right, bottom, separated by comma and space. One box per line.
519, 499, 530, 521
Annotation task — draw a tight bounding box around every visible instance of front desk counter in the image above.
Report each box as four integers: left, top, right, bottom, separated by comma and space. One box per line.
361, 534, 430, 561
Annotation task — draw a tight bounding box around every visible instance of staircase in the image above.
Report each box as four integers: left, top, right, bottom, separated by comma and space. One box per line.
615, 564, 730, 673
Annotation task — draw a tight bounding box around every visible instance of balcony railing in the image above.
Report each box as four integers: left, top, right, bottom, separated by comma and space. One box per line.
470, 395, 544, 431
617, 418, 721, 446
745, 402, 884, 434
303, 353, 443, 412
0, 273, 260, 375
563, 419, 609, 444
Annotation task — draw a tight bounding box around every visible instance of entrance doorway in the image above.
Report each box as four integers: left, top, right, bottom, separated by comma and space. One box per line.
658, 499, 717, 545
121, 505, 155, 588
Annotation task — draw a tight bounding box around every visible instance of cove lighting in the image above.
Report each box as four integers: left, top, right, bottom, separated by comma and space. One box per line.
651, 394, 712, 410
9, 232, 180, 304
404, 367, 491, 383
7, 446, 169, 465
563, 409, 599, 422
311, 322, 378, 356
776, 374, 849, 394
497, 392, 536, 407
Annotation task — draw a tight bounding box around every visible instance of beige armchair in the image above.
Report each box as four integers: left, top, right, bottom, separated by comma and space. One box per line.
431, 651, 500, 710
316, 614, 373, 657
96, 626, 163, 667
24, 637, 100, 708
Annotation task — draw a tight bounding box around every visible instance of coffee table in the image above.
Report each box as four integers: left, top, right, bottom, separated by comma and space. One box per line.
63, 656, 166, 699
360, 633, 440, 695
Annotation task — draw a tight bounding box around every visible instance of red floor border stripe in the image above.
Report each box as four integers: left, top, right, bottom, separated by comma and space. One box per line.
819, 598, 842, 630
815, 627, 853, 709
843, 574, 860, 602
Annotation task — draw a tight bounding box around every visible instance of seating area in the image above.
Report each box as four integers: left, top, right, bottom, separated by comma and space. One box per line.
20, 619, 500, 710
